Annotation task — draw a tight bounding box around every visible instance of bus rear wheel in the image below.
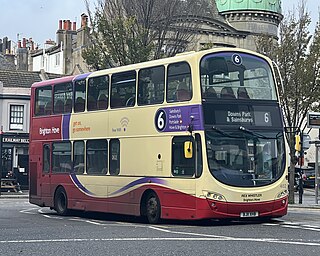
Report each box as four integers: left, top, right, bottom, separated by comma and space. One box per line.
54, 187, 69, 216
146, 192, 161, 224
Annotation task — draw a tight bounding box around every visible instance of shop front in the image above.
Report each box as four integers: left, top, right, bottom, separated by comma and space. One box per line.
1, 133, 29, 190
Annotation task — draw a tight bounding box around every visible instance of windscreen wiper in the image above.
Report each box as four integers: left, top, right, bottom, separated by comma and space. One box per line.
239, 126, 270, 139
212, 126, 241, 138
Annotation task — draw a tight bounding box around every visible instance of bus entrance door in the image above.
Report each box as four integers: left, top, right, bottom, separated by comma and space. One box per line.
40, 144, 52, 202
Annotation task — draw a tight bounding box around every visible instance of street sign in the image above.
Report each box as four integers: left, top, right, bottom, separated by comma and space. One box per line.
302, 133, 311, 150
308, 112, 320, 128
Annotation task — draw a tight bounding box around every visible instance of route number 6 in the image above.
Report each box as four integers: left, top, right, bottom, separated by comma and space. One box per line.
155, 110, 166, 131
264, 112, 270, 123
232, 54, 242, 65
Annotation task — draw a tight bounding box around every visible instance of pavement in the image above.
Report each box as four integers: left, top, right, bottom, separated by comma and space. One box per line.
1, 189, 320, 209
291, 188, 320, 209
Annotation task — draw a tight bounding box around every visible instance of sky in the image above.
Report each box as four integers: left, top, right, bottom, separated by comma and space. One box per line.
282, 0, 319, 32
0, 0, 319, 48
0, 0, 89, 47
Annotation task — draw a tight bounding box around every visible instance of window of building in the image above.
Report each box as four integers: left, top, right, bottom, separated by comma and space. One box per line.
54, 82, 73, 114
43, 144, 50, 173
74, 79, 86, 113
172, 136, 195, 177
167, 62, 192, 102
111, 71, 136, 108
9, 105, 24, 130
86, 140, 108, 175
55, 54, 61, 66
109, 139, 120, 175
138, 66, 165, 106
87, 75, 109, 111
73, 141, 84, 174
35, 86, 52, 116
52, 142, 72, 173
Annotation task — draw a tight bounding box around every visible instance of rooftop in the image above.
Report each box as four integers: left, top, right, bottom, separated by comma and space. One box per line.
0, 69, 63, 88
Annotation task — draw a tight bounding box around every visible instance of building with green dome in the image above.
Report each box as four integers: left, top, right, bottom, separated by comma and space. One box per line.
216, 0, 282, 14
187, 0, 283, 51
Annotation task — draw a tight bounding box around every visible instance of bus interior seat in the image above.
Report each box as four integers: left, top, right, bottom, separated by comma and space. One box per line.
36, 104, 44, 115
220, 87, 235, 99
87, 95, 97, 110
101, 168, 108, 174
237, 87, 250, 99
44, 101, 52, 115
74, 97, 85, 112
97, 94, 108, 109
111, 93, 122, 108
54, 100, 64, 113
204, 87, 217, 98
176, 82, 191, 101
64, 98, 72, 113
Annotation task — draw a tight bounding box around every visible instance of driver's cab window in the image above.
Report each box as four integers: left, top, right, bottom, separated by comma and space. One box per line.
172, 136, 195, 177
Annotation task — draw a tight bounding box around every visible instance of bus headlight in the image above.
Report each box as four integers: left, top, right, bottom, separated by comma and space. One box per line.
276, 190, 288, 199
203, 191, 226, 202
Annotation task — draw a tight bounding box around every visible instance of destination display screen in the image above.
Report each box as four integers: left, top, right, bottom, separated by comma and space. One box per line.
203, 103, 283, 128
308, 112, 320, 128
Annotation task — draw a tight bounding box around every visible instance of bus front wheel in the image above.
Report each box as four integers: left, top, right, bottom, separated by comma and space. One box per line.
54, 187, 69, 216
145, 192, 161, 224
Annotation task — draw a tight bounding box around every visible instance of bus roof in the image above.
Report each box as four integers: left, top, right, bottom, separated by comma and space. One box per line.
30, 47, 271, 86
87, 47, 270, 78
31, 75, 75, 88
74, 72, 92, 81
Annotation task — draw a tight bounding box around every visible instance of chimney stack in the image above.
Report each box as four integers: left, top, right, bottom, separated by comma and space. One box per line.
59, 20, 63, 30
63, 20, 67, 30
81, 13, 88, 28
22, 38, 26, 48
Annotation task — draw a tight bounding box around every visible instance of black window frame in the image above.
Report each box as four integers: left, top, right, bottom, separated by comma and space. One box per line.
53, 82, 73, 114
109, 139, 120, 175
171, 136, 195, 177
87, 75, 109, 111
167, 62, 192, 103
43, 144, 51, 174
73, 140, 85, 174
35, 86, 52, 116
138, 65, 165, 106
52, 141, 72, 173
86, 139, 108, 175
111, 71, 136, 108
74, 79, 86, 113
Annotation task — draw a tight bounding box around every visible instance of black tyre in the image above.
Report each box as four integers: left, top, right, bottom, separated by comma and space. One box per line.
54, 187, 69, 216
146, 192, 161, 224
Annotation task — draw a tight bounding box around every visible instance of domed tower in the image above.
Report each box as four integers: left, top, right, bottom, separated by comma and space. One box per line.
215, 0, 283, 49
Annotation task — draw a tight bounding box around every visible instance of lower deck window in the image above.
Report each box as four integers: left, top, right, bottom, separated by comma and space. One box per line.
52, 142, 72, 173
86, 140, 108, 175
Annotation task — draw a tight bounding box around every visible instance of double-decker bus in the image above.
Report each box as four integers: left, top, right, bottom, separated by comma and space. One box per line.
29, 48, 288, 223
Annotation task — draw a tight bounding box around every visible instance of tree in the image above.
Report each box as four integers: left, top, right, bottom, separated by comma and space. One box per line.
83, 0, 208, 69
256, 1, 320, 203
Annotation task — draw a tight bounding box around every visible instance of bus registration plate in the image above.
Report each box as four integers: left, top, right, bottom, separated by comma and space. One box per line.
240, 212, 259, 218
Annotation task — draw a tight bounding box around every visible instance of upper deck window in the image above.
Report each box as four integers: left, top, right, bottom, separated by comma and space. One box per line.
35, 86, 52, 116
200, 53, 277, 101
74, 79, 86, 113
53, 82, 73, 114
111, 71, 136, 108
167, 62, 192, 102
87, 75, 109, 111
138, 66, 165, 106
